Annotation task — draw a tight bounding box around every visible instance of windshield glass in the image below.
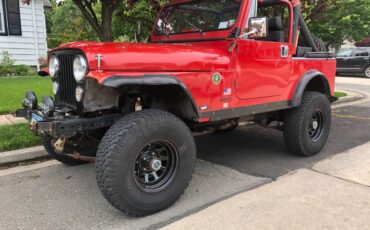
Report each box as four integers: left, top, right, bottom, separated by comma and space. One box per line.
336, 50, 352, 57
154, 0, 242, 36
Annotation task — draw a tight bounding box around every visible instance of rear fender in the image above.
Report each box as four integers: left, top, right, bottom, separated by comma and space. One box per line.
291, 70, 336, 107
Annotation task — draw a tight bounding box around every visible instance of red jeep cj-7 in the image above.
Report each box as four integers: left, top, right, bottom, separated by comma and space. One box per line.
17, 0, 336, 216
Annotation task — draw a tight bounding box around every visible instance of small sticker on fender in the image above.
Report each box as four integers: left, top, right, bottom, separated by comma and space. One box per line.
223, 88, 231, 96
200, 105, 208, 111
212, 73, 222, 85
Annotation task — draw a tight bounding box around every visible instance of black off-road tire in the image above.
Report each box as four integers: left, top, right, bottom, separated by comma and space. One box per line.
284, 91, 331, 156
41, 135, 86, 166
96, 109, 196, 216
298, 33, 327, 52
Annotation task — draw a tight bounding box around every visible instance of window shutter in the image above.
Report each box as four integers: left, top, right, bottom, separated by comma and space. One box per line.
6, 0, 22, 35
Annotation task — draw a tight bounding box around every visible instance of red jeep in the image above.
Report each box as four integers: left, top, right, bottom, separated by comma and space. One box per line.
17, 0, 336, 216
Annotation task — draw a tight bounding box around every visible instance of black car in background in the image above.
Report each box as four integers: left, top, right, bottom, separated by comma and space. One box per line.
336, 47, 370, 78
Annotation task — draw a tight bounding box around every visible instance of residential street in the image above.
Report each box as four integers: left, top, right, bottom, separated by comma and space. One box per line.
1, 76, 370, 230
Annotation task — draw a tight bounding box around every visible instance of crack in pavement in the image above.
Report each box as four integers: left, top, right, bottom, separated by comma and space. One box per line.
308, 168, 370, 189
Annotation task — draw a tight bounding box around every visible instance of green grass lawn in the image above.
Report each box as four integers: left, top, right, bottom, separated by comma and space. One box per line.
335, 92, 347, 98
0, 77, 52, 114
0, 123, 41, 152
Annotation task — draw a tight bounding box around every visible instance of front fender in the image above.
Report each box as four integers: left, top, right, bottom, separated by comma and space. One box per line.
92, 74, 200, 119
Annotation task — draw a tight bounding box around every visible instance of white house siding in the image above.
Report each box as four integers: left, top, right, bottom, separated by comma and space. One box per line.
341, 39, 356, 49
0, 0, 47, 68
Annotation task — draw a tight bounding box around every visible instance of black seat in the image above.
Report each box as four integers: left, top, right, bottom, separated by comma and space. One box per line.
264, 17, 285, 42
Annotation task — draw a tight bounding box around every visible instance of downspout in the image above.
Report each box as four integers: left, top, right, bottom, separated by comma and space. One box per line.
31, 0, 40, 71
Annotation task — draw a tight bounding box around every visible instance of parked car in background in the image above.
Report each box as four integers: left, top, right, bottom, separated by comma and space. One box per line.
336, 47, 370, 78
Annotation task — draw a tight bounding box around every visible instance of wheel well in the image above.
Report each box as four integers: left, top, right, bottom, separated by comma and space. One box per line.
291, 72, 332, 107
117, 84, 198, 121
304, 76, 330, 96
364, 64, 370, 71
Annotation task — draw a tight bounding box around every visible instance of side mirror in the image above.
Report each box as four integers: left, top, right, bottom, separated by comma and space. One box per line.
247, 17, 268, 38
229, 17, 268, 52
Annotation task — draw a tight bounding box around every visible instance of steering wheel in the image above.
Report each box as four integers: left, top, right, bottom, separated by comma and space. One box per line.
188, 12, 207, 32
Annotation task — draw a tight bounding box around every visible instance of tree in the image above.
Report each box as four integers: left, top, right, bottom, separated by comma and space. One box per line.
300, 0, 336, 22
69, 0, 164, 42
68, 0, 169, 42
70, 0, 120, 41
303, 0, 370, 50
46, 0, 98, 48
113, 0, 169, 42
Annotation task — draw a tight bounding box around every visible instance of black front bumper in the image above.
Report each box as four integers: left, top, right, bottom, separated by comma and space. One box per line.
15, 109, 121, 138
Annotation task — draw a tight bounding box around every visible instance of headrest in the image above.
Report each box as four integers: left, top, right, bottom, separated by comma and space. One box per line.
268, 17, 283, 31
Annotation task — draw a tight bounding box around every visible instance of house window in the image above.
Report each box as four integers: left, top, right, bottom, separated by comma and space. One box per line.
0, 0, 6, 34
6, 0, 22, 35
0, 0, 22, 36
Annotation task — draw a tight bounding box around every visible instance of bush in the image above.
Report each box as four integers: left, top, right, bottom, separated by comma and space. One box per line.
0, 51, 15, 76
14, 65, 36, 76
0, 51, 37, 77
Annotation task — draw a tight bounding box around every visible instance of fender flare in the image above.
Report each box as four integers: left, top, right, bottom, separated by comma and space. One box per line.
291, 70, 334, 107
363, 63, 370, 72
101, 74, 199, 118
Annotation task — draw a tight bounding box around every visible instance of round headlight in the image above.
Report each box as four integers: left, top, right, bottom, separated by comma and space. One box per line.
49, 56, 59, 79
73, 55, 88, 83
52, 81, 59, 95
75, 86, 84, 102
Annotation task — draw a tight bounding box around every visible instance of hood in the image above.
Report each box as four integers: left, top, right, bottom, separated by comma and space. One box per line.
56, 42, 230, 72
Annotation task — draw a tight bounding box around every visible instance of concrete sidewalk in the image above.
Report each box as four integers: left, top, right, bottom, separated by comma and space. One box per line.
162, 141, 370, 230
0, 114, 26, 125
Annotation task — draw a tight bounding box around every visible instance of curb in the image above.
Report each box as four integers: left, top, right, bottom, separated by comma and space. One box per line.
332, 95, 363, 105
332, 89, 369, 108
0, 146, 47, 165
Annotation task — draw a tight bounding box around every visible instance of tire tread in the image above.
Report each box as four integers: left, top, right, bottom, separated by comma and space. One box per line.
96, 109, 195, 216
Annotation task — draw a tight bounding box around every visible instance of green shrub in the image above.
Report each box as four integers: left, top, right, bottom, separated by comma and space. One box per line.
0, 51, 37, 77
0, 51, 15, 76
14, 65, 37, 76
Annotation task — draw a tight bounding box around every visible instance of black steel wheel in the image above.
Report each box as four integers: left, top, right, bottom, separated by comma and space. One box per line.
308, 109, 325, 142
96, 110, 196, 216
134, 140, 178, 192
284, 91, 331, 156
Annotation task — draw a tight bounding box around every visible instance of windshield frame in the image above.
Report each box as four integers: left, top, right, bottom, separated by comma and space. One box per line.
151, 0, 245, 43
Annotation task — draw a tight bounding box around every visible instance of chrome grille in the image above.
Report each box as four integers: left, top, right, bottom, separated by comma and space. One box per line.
54, 50, 79, 110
